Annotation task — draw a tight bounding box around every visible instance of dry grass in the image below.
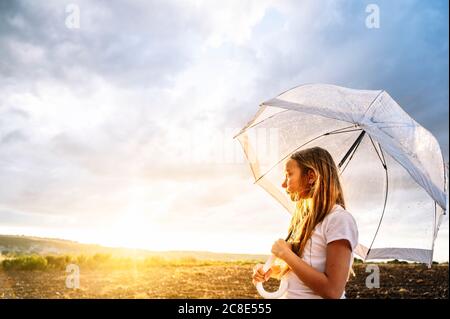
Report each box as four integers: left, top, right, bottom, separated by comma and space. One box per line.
0, 260, 447, 299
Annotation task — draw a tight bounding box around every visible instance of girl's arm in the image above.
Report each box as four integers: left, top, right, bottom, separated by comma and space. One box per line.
273, 239, 352, 299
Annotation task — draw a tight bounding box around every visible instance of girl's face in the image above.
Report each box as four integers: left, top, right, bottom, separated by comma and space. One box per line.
282, 159, 315, 200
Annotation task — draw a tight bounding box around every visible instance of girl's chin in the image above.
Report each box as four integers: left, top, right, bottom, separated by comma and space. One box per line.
288, 192, 308, 201
288, 193, 298, 201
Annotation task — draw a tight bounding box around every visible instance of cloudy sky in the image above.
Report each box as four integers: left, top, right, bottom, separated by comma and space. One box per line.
0, 0, 448, 260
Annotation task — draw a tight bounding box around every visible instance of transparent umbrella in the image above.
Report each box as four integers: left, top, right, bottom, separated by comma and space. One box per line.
235, 84, 448, 298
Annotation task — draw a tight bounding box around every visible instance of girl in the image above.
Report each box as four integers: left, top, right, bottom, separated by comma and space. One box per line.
252, 147, 358, 299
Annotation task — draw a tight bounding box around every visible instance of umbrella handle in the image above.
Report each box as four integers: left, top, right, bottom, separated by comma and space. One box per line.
256, 255, 289, 299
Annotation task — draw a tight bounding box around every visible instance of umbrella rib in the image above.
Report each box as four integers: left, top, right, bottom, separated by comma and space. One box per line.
253, 135, 325, 184
233, 109, 291, 138
368, 135, 387, 169
362, 90, 385, 120
235, 111, 358, 139
338, 131, 366, 169
338, 131, 366, 176
253, 125, 359, 184
339, 141, 361, 176
325, 128, 363, 135
431, 201, 437, 266
324, 124, 358, 134
376, 124, 415, 129
366, 143, 389, 260
245, 109, 290, 130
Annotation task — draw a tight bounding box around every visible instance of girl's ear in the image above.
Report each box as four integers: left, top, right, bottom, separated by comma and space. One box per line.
308, 169, 317, 184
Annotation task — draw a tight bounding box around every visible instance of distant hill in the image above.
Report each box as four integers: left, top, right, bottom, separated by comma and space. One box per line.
0, 234, 268, 261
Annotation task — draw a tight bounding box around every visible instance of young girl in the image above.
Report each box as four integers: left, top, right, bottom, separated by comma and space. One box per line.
252, 147, 358, 299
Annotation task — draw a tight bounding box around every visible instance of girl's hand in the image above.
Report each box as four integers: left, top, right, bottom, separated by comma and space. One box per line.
252, 264, 272, 285
271, 239, 293, 260
252, 263, 283, 285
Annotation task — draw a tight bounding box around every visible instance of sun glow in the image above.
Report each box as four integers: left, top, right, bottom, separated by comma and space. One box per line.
97, 183, 164, 250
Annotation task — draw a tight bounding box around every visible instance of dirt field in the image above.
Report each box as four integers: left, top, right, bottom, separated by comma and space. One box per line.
0, 264, 447, 299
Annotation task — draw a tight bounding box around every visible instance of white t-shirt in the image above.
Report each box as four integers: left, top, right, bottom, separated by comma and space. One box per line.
279, 204, 359, 299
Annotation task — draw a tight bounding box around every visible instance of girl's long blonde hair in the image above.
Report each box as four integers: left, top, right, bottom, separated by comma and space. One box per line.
276, 147, 347, 278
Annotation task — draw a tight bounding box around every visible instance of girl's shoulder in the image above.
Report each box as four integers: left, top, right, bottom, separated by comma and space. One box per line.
326, 204, 355, 219
317, 204, 357, 231
319, 204, 359, 249
320, 204, 358, 236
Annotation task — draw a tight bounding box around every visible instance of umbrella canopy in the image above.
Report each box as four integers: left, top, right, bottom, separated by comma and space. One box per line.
235, 84, 448, 266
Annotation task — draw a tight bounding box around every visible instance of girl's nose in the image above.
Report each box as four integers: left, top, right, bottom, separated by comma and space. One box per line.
282, 179, 287, 188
